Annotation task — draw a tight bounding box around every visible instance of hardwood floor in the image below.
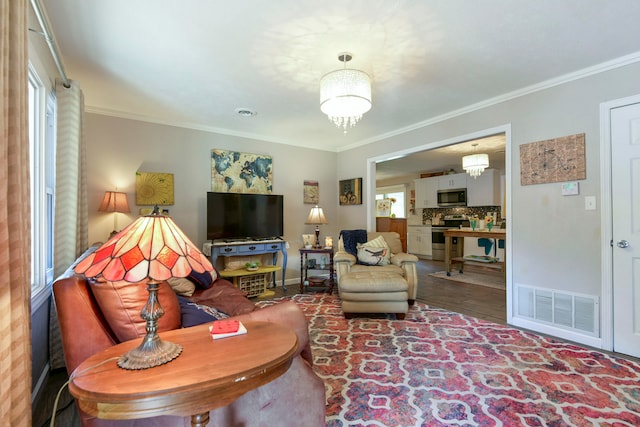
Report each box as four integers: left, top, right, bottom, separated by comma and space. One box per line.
270, 258, 507, 324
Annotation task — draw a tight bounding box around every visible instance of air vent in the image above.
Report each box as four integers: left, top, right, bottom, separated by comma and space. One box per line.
516, 285, 598, 336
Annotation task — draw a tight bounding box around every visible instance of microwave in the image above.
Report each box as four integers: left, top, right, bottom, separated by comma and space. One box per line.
437, 188, 467, 207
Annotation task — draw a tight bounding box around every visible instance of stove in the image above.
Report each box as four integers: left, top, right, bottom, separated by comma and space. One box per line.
431, 215, 469, 261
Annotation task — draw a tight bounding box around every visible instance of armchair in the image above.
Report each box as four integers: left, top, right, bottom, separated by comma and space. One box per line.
335, 231, 419, 306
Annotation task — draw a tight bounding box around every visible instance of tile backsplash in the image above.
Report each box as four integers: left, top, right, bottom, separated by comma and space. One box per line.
422, 206, 502, 224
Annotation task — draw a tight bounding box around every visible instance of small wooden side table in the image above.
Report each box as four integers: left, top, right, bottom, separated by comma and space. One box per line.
69, 321, 298, 426
299, 247, 334, 294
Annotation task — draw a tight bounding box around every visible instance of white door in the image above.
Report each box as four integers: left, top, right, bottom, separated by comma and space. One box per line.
611, 101, 640, 357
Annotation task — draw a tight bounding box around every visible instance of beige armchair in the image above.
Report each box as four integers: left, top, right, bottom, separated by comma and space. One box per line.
335, 231, 418, 305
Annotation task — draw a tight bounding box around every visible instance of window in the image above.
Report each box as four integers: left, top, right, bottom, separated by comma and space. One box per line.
28, 64, 56, 303
375, 186, 406, 218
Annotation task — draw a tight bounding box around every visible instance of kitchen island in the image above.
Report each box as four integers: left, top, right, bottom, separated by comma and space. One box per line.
443, 228, 506, 279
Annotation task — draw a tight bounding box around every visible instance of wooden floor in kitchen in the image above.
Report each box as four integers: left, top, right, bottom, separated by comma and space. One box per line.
272, 258, 507, 325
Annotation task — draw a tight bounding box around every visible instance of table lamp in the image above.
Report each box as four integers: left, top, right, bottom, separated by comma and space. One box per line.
74, 208, 213, 370
305, 205, 328, 248
98, 191, 130, 237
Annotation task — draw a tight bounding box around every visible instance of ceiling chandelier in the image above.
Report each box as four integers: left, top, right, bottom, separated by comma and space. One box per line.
320, 52, 372, 132
462, 143, 490, 179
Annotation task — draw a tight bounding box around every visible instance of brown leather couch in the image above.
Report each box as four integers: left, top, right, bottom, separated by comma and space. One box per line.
53, 250, 326, 426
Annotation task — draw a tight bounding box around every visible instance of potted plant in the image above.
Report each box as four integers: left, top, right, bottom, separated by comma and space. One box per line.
245, 261, 259, 271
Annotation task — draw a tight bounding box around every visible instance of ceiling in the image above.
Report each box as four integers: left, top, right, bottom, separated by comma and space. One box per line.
39, 0, 640, 158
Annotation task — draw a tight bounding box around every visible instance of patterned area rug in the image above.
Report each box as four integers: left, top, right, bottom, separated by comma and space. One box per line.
259, 293, 640, 426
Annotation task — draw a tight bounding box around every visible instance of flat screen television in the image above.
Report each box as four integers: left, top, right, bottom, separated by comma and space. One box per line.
207, 192, 284, 241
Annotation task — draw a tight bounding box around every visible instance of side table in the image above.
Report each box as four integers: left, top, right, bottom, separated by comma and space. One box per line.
69, 321, 298, 426
299, 247, 334, 294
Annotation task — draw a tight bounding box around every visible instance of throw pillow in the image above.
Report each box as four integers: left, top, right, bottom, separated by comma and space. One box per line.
356, 243, 391, 266
90, 278, 181, 342
187, 268, 219, 289
167, 277, 196, 297
365, 235, 389, 249
178, 296, 229, 327
191, 278, 256, 316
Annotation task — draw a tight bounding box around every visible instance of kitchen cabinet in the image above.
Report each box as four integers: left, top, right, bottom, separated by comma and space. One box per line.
438, 173, 467, 190
414, 178, 438, 208
407, 225, 432, 257
467, 168, 500, 206
376, 217, 407, 252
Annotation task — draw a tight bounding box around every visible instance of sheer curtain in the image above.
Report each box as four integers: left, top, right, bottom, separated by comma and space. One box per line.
0, 0, 33, 425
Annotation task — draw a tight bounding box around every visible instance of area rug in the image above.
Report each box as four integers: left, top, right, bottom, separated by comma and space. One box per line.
429, 270, 506, 290
258, 293, 640, 426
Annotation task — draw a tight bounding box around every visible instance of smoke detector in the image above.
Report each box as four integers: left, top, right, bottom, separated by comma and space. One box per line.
235, 108, 257, 117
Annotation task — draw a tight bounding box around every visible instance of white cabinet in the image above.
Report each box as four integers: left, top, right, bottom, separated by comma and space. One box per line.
414, 178, 438, 208
467, 169, 500, 206
407, 225, 432, 257
439, 173, 467, 190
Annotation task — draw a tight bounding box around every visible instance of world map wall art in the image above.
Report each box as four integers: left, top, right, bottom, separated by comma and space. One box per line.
211, 149, 273, 194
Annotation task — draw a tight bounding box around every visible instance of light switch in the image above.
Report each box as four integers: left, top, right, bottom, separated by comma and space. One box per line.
585, 196, 596, 210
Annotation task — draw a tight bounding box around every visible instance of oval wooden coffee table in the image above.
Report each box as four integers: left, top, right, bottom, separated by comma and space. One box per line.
69, 321, 298, 426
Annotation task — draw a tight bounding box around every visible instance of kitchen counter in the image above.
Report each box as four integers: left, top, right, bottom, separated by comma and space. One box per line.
443, 228, 506, 277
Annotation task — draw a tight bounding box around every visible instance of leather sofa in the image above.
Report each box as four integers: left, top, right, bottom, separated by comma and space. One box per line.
334, 231, 418, 317
52, 248, 326, 427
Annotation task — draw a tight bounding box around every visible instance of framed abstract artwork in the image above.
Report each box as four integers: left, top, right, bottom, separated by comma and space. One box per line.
211, 149, 273, 194
520, 133, 586, 185
339, 177, 362, 205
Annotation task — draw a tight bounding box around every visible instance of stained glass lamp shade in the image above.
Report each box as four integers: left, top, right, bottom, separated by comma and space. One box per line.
75, 211, 213, 369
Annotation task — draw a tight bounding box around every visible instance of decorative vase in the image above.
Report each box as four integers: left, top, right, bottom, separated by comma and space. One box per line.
487, 223, 493, 231
470, 220, 477, 231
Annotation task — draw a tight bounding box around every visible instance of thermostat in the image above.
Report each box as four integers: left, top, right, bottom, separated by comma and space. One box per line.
561, 181, 579, 196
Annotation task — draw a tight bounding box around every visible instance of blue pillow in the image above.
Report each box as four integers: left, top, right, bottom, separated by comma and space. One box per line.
187, 267, 218, 289
340, 229, 368, 257
178, 296, 229, 327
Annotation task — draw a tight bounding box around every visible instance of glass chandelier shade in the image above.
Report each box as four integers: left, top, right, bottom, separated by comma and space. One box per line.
320, 63, 372, 131
462, 153, 490, 179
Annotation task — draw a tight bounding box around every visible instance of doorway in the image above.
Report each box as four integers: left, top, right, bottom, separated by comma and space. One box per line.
601, 94, 640, 358
366, 124, 512, 321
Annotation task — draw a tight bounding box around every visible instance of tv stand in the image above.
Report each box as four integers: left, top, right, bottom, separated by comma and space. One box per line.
210, 239, 288, 290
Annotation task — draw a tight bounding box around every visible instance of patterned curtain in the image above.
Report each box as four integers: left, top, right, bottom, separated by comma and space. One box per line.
53, 79, 88, 277
0, 0, 33, 425
49, 80, 89, 370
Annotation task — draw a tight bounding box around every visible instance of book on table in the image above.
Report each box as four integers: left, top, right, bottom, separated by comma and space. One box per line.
209, 320, 248, 340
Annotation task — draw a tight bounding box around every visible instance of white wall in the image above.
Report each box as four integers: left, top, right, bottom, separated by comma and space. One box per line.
85, 114, 338, 281
337, 61, 640, 343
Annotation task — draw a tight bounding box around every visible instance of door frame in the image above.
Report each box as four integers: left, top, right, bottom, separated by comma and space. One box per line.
365, 123, 512, 321
599, 93, 640, 351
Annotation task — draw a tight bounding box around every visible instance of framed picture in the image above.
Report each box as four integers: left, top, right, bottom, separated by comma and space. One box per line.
303, 180, 319, 204
211, 149, 273, 194
302, 234, 315, 248
339, 177, 362, 205
135, 172, 174, 205
376, 199, 391, 217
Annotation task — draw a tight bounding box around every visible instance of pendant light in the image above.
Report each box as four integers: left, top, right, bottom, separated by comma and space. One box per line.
462, 143, 489, 179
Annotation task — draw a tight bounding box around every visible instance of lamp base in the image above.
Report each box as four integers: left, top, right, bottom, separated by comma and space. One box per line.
313, 227, 322, 248
118, 338, 183, 370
